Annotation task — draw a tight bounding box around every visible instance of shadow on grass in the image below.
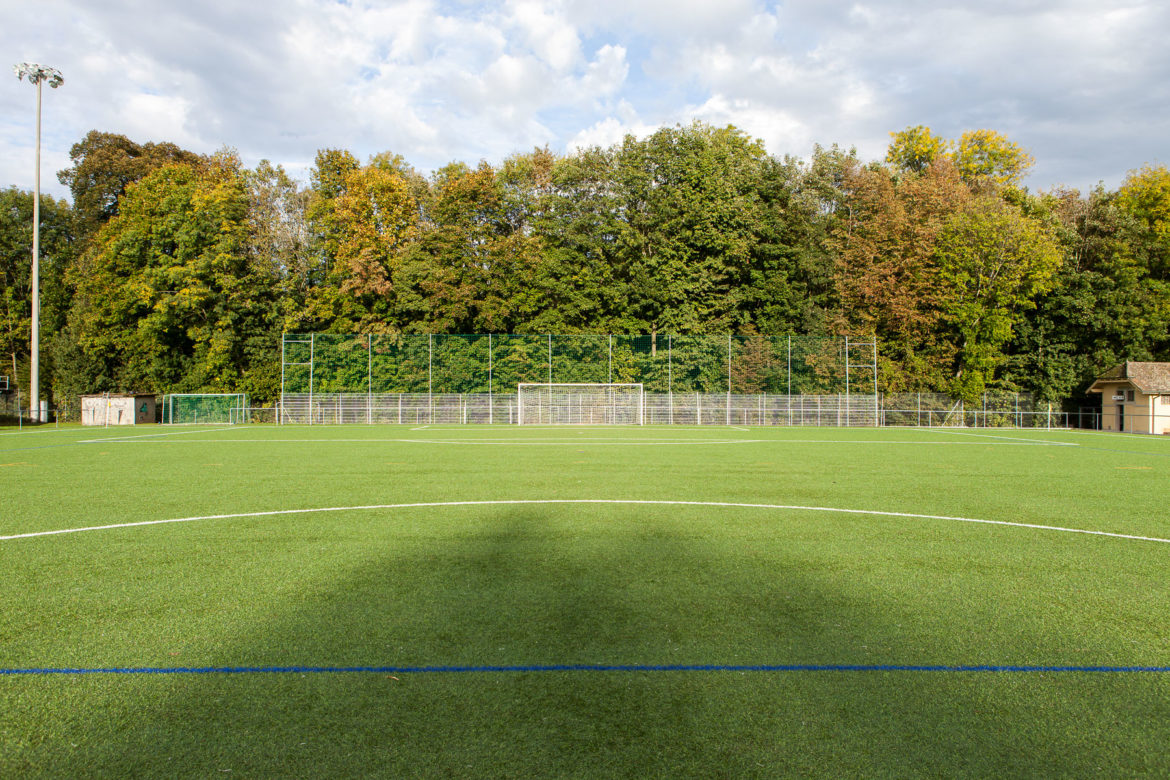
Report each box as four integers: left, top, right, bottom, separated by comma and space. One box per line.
6, 505, 1170, 777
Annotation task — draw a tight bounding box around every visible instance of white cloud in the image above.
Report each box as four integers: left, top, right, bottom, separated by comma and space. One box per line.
120, 94, 197, 147
581, 45, 628, 98
1, 0, 1168, 198
566, 101, 658, 152
507, 0, 582, 72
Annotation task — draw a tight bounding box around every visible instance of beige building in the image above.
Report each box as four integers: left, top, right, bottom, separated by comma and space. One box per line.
1088, 362, 1170, 435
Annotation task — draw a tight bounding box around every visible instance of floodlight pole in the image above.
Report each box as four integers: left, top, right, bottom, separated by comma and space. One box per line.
14, 63, 64, 423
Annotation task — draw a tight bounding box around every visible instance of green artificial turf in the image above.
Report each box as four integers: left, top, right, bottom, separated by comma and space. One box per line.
2, 424, 1168, 777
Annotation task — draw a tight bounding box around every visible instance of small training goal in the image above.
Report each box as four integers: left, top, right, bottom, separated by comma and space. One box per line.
517, 383, 644, 425
161, 393, 249, 424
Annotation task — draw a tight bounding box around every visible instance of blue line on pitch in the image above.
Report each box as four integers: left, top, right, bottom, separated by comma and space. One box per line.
3, 663, 1169, 676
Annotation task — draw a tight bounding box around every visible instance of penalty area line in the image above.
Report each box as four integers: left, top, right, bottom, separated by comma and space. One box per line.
3, 663, 1169, 676
3, 499, 1170, 546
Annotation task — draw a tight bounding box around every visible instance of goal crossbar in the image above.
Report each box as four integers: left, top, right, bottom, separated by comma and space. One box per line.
517, 383, 644, 425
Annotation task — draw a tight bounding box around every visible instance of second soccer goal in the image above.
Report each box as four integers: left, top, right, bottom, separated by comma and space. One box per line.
517, 383, 644, 425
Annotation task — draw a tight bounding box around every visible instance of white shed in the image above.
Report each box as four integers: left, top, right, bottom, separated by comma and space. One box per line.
81, 394, 157, 426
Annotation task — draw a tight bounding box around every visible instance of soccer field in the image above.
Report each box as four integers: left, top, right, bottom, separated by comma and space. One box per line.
2, 424, 1169, 777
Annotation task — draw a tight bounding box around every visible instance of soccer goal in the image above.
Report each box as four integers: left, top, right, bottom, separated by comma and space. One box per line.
161, 393, 248, 424
517, 383, 644, 425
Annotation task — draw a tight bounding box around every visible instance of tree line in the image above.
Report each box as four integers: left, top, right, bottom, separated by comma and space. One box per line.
1, 122, 1167, 409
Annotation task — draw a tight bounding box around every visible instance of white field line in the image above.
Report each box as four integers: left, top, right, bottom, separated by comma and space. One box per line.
84, 437, 1078, 447
909, 428, 1078, 446
79, 426, 238, 443
0, 427, 89, 438
82, 438, 762, 446
3, 499, 1168, 545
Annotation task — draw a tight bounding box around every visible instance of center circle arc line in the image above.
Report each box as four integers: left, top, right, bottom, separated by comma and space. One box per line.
3, 500, 1168, 545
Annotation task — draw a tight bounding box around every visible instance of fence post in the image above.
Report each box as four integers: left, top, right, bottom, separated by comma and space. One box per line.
668, 334, 673, 424
872, 338, 879, 426
726, 334, 732, 427
279, 334, 286, 426
844, 335, 850, 401
308, 334, 315, 426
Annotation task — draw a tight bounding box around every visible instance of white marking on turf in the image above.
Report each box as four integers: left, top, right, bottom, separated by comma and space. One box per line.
0, 428, 89, 437
80, 437, 762, 446
85, 437, 1079, 446
80, 426, 238, 443
909, 428, 1078, 446
3, 500, 1168, 545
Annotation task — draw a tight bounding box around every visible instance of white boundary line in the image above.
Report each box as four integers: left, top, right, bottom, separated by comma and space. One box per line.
77, 436, 1077, 447
79, 426, 238, 443
910, 428, 1078, 446
3, 499, 1167, 545
0, 427, 85, 437
83, 438, 762, 446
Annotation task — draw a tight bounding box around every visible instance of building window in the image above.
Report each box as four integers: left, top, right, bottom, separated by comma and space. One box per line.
1127, 390, 1135, 402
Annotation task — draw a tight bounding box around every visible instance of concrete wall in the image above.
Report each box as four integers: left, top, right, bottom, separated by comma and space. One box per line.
81, 395, 156, 426
135, 396, 156, 425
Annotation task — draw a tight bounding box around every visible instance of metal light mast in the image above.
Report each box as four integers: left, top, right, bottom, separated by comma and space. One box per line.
13, 62, 64, 422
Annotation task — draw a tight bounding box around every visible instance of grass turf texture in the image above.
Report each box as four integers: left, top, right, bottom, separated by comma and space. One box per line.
2, 424, 1169, 777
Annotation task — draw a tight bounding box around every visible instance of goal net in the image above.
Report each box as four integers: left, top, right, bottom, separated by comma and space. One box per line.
162, 393, 248, 424
517, 383, 644, 425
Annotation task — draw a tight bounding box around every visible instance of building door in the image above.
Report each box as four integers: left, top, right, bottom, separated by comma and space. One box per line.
1118, 404, 1125, 432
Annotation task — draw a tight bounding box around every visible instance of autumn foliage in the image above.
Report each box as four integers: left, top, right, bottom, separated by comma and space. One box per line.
1, 123, 1167, 408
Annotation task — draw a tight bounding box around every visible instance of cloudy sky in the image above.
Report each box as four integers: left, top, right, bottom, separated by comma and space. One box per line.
3, 0, 1167, 201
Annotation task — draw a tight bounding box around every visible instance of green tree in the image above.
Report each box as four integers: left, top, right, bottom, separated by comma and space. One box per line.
0, 187, 76, 406
394, 162, 499, 333
1117, 164, 1170, 278
67, 152, 280, 399
1006, 185, 1170, 401
935, 197, 1062, 399
886, 125, 948, 174
520, 145, 626, 333
885, 126, 1033, 188
951, 129, 1034, 188
743, 149, 847, 337
615, 123, 768, 336
299, 150, 419, 333
57, 130, 201, 238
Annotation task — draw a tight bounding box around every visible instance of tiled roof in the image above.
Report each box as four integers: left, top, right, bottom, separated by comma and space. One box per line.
1089, 362, 1170, 394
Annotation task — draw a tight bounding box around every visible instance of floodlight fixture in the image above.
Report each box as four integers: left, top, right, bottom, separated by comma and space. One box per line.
13, 62, 64, 422
14, 63, 65, 88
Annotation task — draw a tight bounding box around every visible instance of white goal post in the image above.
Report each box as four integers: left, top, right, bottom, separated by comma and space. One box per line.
517, 383, 644, 425
162, 393, 249, 424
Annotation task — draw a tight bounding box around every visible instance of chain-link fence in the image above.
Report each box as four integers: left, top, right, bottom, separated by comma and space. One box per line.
0, 392, 64, 427
281, 333, 878, 396
279, 391, 885, 426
